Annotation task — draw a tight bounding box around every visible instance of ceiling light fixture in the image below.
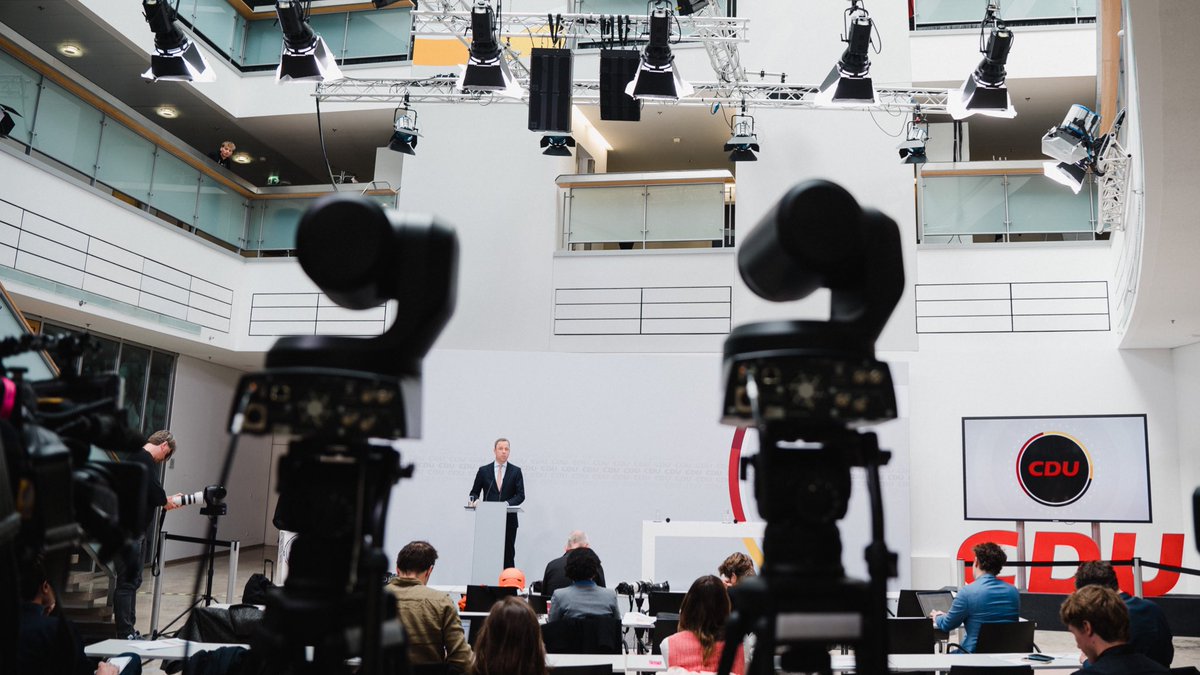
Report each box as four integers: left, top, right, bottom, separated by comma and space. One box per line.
897, 109, 929, 164
723, 102, 759, 162
232, 152, 253, 164
626, 2, 693, 101
275, 0, 343, 82
58, 43, 84, 58
815, 0, 878, 106
388, 96, 420, 155
141, 0, 215, 82
948, 1, 1015, 120
540, 134, 575, 157
459, 1, 521, 97
155, 106, 179, 119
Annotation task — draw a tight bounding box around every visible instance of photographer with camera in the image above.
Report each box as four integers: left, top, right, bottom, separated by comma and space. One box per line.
114, 429, 183, 640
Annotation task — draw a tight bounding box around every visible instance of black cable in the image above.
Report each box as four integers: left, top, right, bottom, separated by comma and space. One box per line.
314, 97, 340, 191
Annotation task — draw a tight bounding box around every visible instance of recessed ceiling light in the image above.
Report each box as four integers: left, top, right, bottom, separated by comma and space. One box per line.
232, 152, 253, 164
155, 106, 179, 119
58, 43, 83, 58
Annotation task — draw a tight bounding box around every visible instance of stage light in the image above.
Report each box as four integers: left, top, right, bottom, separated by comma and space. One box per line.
626, 4, 693, 101
897, 110, 928, 164
676, 0, 709, 15
0, 104, 20, 138
723, 106, 759, 162
388, 99, 420, 155
140, 0, 215, 82
459, 1, 522, 97
1043, 160, 1088, 194
275, 0, 343, 82
1042, 103, 1101, 165
540, 134, 575, 156
815, 1, 877, 105
948, 1, 1015, 119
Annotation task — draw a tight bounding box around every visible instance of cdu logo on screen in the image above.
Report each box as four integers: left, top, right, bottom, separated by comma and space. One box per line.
1016, 432, 1094, 507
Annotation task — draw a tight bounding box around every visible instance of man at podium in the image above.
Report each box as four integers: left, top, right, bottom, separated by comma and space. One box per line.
469, 438, 525, 568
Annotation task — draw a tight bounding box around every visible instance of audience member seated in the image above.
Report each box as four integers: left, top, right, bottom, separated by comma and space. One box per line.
385, 541, 472, 673
1074, 560, 1173, 668
548, 548, 620, 621
542, 530, 607, 596
499, 567, 526, 591
18, 554, 137, 675
930, 542, 1019, 653
718, 552, 756, 587
471, 597, 547, 675
1060, 585, 1168, 675
660, 575, 745, 674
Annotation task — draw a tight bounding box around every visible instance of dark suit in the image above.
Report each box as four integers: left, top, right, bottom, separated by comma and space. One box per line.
469, 462, 525, 568
1073, 643, 1168, 674
542, 553, 606, 596
1122, 592, 1173, 667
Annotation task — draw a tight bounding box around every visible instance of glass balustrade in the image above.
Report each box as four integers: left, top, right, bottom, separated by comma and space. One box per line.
919, 164, 1098, 244
913, 0, 1095, 28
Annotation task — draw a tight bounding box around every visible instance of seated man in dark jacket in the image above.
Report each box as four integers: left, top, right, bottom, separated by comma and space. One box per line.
542, 530, 606, 596
1060, 586, 1167, 675
1074, 560, 1172, 667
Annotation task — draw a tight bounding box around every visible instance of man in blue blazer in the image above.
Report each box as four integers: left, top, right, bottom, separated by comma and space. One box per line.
469, 438, 525, 568
931, 541, 1020, 652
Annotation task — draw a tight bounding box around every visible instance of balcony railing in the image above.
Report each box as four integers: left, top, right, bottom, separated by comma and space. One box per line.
919, 161, 1099, 244
912, 0, 1095, 28
0, 42, 394, 256
557, 171, 735, 252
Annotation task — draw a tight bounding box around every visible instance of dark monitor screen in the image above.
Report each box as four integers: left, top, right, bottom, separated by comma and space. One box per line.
465, 585, 518, 612
647, 591, 685, 616
527, 593, 549, 615
916, 590, 955, 618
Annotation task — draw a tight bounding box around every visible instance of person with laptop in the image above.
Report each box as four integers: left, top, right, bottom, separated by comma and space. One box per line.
385, 541, 472, 673
1073, 560, 1173, 668
929, 541, 1019, 652
1060, 585, 1168, 674
547, 548, 620, 621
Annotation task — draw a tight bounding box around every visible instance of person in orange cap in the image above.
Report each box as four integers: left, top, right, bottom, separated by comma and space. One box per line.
499, 568, 526, 590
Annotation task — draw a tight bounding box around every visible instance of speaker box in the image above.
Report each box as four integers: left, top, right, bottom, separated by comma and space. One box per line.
599, 49, 641, 122
528, 48, 573, 133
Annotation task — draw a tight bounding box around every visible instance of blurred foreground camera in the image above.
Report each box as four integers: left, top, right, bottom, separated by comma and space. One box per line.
717, 180, 903, 675
228, 195, 458, 675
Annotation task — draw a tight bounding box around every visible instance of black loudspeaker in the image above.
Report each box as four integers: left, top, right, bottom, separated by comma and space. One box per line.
528, 48, 573, 133
599, 49, 641, 122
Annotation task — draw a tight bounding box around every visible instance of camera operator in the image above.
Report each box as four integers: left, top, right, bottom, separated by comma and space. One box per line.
19, 554, 139, 675
114, 429, 183, 639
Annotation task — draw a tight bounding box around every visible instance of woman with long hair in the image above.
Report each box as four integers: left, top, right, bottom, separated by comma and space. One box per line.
660, 575, 745, 674
471, 596, 547, 675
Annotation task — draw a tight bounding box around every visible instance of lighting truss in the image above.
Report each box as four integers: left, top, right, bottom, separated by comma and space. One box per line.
1095, 137, 1131, 233
315, 77, 950, 113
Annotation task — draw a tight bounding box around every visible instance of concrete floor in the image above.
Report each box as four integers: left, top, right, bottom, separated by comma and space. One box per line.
124, 547, 1200, 673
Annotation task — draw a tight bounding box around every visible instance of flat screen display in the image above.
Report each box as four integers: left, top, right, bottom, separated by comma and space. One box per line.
962, 415, 1150, 522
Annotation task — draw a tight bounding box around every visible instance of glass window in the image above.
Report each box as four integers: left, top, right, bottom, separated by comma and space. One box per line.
568, 186, 646, 245
96, 120, 156, 204
244, 19, 285, 67
80, 335, 121, 378
148, 150, 201, 225
190, 0, 243, 55
118, 344, 151, 433
144, 351, 175, 433
646, 183, 725, 242
345, 11, 412, 59
30, 80, 103, 177
197, 175, 248, 246
921, 175, 1007, 237
256, 198, 309, 250
309, 14, 350, 61
0, 50, 41, 146
1007, 175, 1095, 233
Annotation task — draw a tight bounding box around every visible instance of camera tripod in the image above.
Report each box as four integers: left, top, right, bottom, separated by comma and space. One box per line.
151, 501, 231, 638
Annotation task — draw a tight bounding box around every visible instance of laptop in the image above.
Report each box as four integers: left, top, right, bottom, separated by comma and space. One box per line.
915, 590, 955, 618
464, 585, 518, 612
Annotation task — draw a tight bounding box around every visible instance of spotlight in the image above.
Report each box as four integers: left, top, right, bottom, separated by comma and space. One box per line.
275, 0, 344, 82
1, 104, 22, 138
815, 1, 877, 105
1042, 104, 1101, 165
897, 110, 928, 164
626, 4, 693, 101
948, 1, 1015, 119
723, 107, 759, 162
675, 0, 709, 15
388, 100, 420, 155
140, 0, 215, 82
459, 1, 522, 97
540, 134, 575, 156
1042, 160, 1088, 194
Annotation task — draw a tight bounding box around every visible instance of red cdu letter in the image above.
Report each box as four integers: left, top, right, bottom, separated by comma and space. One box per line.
1028, 532, 1100, 593
1111, 533, 1184, 597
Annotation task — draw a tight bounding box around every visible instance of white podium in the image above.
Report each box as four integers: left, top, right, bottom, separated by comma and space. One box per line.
466, 502, 522, 584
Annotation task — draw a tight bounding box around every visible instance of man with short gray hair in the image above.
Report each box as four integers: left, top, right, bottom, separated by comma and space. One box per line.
541, 529, 606, 596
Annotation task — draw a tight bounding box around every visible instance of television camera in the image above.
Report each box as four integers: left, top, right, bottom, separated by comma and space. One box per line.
716, 180, 903, 675
0, 332, 157, 673
225, 194, 458, 675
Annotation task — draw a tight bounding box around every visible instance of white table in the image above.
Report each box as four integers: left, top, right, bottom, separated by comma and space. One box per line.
640, 520, 765, 580
545, 653, 668, 672
85, 638, 249, 660
887, 652, 1079, 671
